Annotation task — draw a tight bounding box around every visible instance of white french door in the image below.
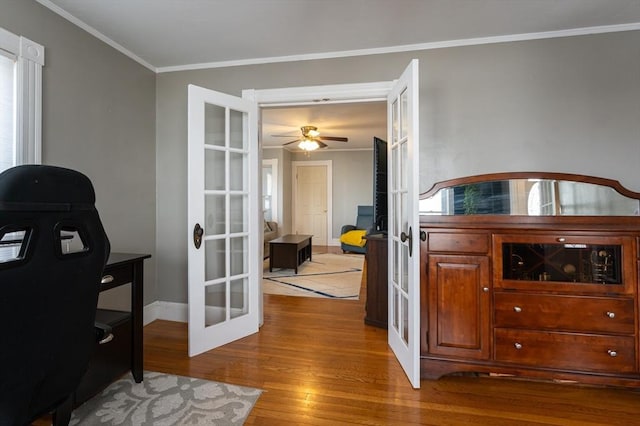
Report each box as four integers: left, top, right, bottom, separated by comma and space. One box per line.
387, 60, 421, 388
187, 84, 259, 357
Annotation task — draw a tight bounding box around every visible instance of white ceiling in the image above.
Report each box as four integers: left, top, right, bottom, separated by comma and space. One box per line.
35, 0, 640, 151
36, 0, 640, 72
261, 102, 387, 151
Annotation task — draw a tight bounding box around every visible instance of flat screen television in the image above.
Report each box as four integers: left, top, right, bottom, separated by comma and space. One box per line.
373, 137, 387, 233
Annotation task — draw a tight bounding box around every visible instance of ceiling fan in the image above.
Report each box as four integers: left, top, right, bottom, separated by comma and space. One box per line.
275, 126, 348, 151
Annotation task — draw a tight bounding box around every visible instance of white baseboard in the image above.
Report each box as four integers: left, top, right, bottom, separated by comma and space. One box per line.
143, 301, 188, 325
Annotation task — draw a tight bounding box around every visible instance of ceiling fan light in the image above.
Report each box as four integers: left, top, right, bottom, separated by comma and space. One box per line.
298, 139, 319, 151
307, 129, 320, 137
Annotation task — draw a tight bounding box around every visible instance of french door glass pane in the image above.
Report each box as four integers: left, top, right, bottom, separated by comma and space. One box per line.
205, 238, 225, 281
229, 109, 244, 149
204, 282, 226, 326
229, 151, 245, 191
229, 194, 247, 233
230, 236, 247, 276
401, 244, 409, 292
393, 287, 399, 331
392, 99, 398, 142
205, 194, 225, 235
393, 239, 399, 287
205, 104, 225, 146
401, 142, 408, 190
230, 278, 248, 319
402, 296, 409, 343
205, 149, 225, 190
400, 89, 408, 139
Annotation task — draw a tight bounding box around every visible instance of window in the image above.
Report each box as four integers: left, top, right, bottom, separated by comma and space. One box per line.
0, 26, 44, 174
262, 159, 278, 223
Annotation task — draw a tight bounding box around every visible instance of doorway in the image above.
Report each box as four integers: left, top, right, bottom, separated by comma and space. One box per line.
260, 101, 387, 247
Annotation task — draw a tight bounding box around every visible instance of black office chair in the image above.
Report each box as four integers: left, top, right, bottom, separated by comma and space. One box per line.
0, 165, 110, 426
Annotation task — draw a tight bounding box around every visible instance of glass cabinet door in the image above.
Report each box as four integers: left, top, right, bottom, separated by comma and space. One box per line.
493, 234, 635, 295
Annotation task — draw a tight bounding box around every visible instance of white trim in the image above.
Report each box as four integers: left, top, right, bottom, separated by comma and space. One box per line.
251, 82, 393, 106
35, 0, 156, 72
158, 22, 640, 73
144, 301, 188, 324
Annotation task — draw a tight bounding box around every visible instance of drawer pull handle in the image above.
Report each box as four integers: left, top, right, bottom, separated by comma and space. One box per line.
101, 275, 114, 284
608, 349, 618, 357
556, 237, 566, 242
606, 311, 616, 319
482, 287, 489, 293
514, 343, 523, 350
513, 306, 522, 313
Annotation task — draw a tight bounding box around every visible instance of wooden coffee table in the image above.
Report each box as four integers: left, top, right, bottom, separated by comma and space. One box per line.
269, 234, 313, 274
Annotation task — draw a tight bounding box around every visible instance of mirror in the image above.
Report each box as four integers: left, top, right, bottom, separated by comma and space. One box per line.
420, 174, 640, 216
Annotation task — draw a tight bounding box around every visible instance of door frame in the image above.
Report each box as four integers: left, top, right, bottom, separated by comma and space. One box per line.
243, 80, 394, 247
291, 160, 332, 245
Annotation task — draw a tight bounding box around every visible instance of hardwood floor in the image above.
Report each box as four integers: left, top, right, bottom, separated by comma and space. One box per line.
142, 246, 640, 425
34, 246, 640, 425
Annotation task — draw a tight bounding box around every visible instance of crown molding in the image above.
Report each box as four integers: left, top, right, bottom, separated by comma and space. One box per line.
32, 1, 640, 74
158, 22, 640, 73
36, 0, 157, 72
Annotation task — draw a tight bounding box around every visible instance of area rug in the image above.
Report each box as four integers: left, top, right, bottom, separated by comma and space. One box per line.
70, 371, 262, 425
263, 252, 364, 299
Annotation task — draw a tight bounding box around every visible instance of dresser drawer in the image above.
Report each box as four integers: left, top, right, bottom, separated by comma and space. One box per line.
494, 328, 636, 373
494, 293, 635, 335
427, 232, 489, 254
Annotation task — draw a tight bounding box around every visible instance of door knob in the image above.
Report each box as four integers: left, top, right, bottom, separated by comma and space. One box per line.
193, 223, 203, 249
400, 226, 413, 257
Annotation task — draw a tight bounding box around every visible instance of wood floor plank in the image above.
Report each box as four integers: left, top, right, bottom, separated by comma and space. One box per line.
142, 275, 640, 425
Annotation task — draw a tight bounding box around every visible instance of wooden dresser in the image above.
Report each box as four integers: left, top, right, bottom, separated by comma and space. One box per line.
419, 172, 640, 387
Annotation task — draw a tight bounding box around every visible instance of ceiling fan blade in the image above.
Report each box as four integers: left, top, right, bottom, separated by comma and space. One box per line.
318, 141, 328, 149
282, 139, 300, 146
319, 136, 348, 142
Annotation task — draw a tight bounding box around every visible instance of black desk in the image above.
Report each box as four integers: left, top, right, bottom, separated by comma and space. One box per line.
102, 253, 151, 382
74, 252, 151, 405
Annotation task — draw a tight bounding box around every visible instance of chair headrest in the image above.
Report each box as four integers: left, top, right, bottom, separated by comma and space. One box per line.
0, 165, 96, 211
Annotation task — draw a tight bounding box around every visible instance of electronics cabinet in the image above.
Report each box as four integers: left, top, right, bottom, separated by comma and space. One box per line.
419, 172, 640, 387
364, 234, 388, 328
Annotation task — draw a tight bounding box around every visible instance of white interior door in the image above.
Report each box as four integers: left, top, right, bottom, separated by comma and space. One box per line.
187, 84, 259, 357
387, 60, 420, 388
292, 161, 330, 245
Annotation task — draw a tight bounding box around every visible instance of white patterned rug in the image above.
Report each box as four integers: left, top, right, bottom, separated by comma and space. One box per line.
70, 371, 262, 425
263, 252, 364, 299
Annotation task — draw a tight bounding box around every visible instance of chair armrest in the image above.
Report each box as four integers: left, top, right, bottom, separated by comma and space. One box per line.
341, 225, 357, 235
94, 321, 114, 344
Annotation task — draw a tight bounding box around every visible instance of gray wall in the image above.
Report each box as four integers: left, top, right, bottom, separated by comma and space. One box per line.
1, 1, 157, 304
156, 30, 640, 305
420, 32, 640, 194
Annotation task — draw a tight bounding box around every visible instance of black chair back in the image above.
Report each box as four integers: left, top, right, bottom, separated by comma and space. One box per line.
0, 165, 110, 425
